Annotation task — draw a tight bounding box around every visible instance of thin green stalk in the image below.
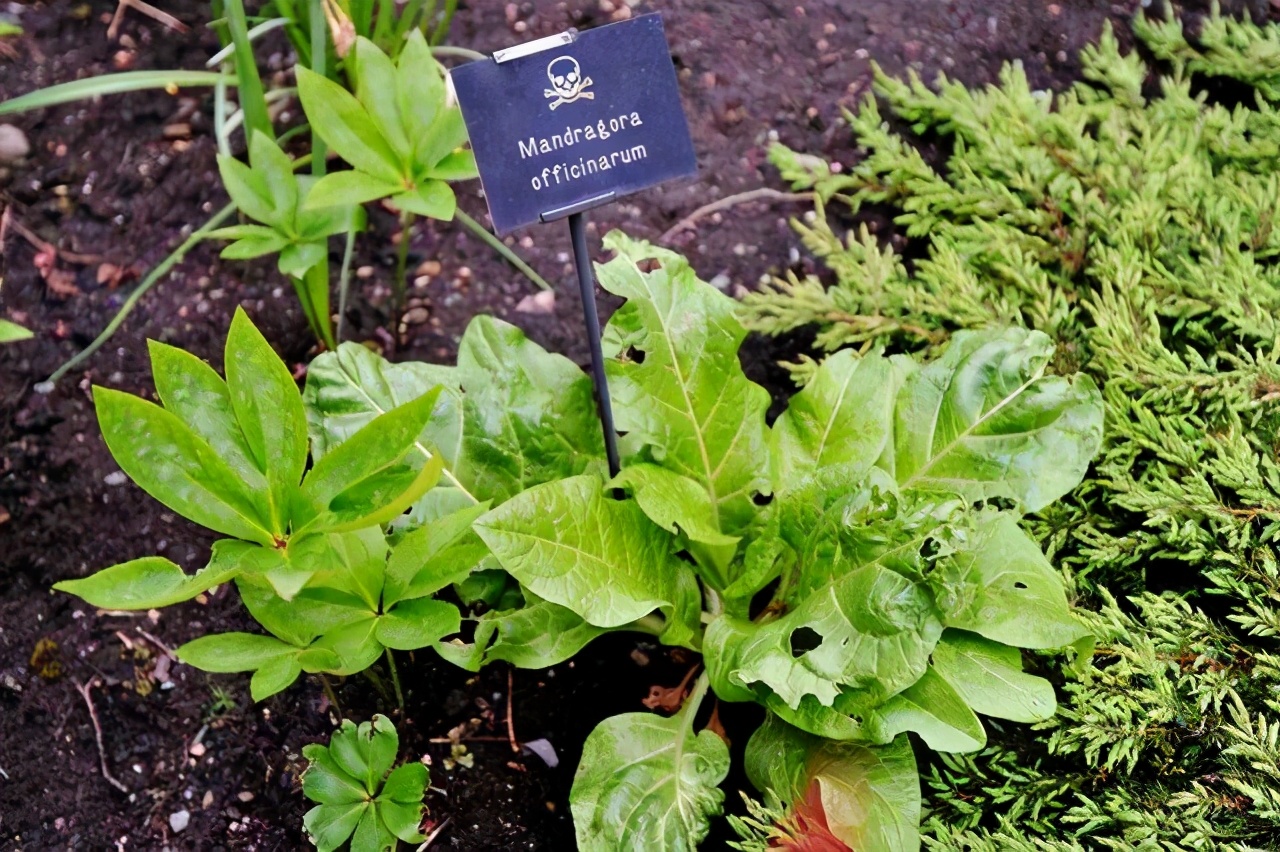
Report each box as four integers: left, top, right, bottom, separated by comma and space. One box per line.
385, 648, 405, 713
455, 210, 552, 292
320, 675, 343, 718
429, 0, 456, 45
224, 0, 271, 141
395, 209, 414, 316
47, 203, 237, 385
0, 71, 233, 116
431, 45, 485, 62
204, 17, 290, 68
631, 614, 666, 636
309, 0, 328, 176
337, 214, 359, 342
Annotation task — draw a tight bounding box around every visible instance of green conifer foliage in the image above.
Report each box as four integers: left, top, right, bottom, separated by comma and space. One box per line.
742, 11, 1280, 850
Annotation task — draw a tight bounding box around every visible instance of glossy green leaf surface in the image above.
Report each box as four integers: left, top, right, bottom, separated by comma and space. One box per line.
887, 328, 1103, 512
598, 233, 771, 537
225, 307, 308, 535
745, 714, 921, 852
931, 629, 1057, 724
571, 678, 728, 852
93, 386, 272, 544
475, 475, 697, 631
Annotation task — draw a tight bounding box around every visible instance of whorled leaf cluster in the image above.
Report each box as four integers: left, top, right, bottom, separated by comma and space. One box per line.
741, 8, 1280, 850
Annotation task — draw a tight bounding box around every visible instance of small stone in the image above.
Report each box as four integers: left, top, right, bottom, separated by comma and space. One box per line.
104, 471, 128, 487
0, 124, 30, 164
415, 259, 442, 277
356, 265, 375, 279
189, 742, 206, 757
237, 791, 254, 802
169, 810, 190, 833
202, 791, 214, 808
405, 307, 430, 325
709, 273, 731, 291
515, 290, 556, 314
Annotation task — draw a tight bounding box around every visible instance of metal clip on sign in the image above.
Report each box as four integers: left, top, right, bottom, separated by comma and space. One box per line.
450, 14, 698, 477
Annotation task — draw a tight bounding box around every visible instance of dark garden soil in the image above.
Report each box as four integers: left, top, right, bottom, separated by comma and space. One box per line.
0, 0, 1175, 848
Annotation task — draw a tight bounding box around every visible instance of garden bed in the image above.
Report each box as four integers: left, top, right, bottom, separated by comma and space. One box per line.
0, 0, 1132, 848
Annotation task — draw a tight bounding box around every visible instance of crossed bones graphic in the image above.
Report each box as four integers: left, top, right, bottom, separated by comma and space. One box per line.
544, 56, 594, 110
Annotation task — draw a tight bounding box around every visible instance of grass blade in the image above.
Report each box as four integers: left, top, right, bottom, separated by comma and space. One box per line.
0, 71, 233, 116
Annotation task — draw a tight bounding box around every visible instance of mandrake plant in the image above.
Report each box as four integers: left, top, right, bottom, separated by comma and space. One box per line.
741, 7, 1280, 850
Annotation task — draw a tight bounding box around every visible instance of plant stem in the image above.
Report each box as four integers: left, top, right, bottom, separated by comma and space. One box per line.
308, 0, 328, 176
385, 648, 405, 714
431, 45, 485, 62
394, 209, 414, 320
455, 209, 552, 292
320, 675, 343, 718
631, 614, 666, 636
337, 215, 358, 343
47, 203, 237, 385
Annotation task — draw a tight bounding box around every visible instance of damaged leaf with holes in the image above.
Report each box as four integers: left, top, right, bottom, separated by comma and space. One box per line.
301, 231, 1099, 850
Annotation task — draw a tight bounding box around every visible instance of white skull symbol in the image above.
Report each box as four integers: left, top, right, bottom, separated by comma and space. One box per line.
547, 56, 582, 98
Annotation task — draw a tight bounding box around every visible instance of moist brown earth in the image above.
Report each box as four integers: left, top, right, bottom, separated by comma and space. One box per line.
0, 0, 1169, 848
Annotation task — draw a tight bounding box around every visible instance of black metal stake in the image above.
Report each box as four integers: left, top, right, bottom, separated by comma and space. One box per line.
568, 211, 621, 478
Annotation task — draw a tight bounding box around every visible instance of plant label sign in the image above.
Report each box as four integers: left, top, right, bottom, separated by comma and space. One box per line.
450, 13, 697, 235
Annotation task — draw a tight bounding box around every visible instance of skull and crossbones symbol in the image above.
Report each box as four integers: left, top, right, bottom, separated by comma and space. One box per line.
544, 56, 593, 110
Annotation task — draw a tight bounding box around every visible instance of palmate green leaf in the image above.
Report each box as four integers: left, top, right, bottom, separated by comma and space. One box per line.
312, 615, 383, 675
375, 597, 461, 650
599, 232, 771, 537
217, 151, 278, 226
296, 65, 402, 185
289, 526, 389, 610
304, 170, 401, 210
352, 806, 397, 851
248, 131, 298, 230
772, 348, 906, 485
931, 629, 1057, 723
225, 307, 308, 535
278, 241, 327, 277
571, 677, 729, 852
304, 802, 367, 852
389, 181, 456, 220
93, 386, 273, 544
887, 328, 1103, 512
351, 36, 411, 160
330, 715, 398, 793
300, 385, 442, 528
147, 340, 262, 490
475, 475, 699, 641
52, 539, 248, 609
238, 574, 371, 646
932, 512, 1089, 649
382, 502, 491, 607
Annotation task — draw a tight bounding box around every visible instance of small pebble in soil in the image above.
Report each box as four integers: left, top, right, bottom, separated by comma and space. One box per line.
104, 471, 127, 486
0, 124, 33, 162
169, 810, 190, 833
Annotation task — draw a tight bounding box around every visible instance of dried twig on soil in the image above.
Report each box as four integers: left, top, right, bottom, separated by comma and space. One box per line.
659, 187, 815, 244
74, 678, 129, 793
4, 213, 102, 265
506, 668, 519, 753
107, 0, 189, 41
416, 817, 450, 850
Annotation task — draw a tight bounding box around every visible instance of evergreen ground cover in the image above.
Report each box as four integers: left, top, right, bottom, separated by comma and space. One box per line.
743, 9, 1280, 850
